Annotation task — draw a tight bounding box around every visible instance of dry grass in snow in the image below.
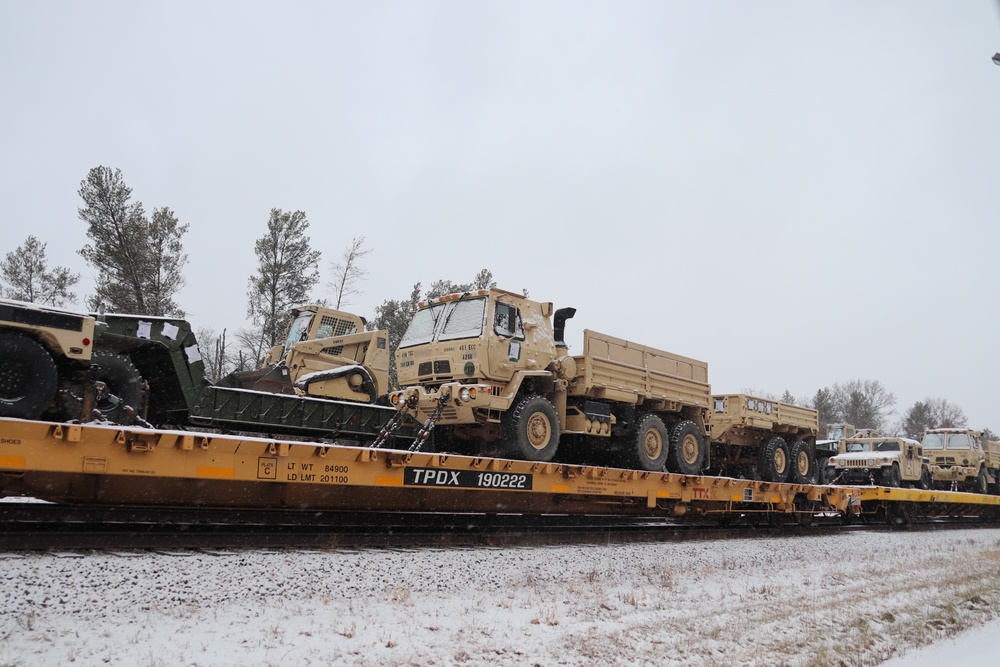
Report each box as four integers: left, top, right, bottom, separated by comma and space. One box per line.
1, 526, 1000, 666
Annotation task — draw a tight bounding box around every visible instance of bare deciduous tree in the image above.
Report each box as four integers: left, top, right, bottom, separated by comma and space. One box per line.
328, 237, 371, 309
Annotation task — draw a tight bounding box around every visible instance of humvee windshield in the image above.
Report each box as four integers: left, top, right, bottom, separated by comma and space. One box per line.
874, 441, 900, 452
921, 432, 972, 450
399, 298, 487, 348
845, 442, 871, 452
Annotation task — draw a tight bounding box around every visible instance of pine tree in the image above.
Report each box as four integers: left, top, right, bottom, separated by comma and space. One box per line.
1, 236, 80, 307
77, 166, 188, 315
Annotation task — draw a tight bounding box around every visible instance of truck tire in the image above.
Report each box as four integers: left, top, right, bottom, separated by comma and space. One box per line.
881, 462, 900, 488
757, 436, 790, 483
668, 421, 704, 476
623, 413, 669, 471
92, 350, 147, 420
969, 468, 988, 495
0, 332, 58, 419
500, 394, 560, 462
789, 440, 817, 485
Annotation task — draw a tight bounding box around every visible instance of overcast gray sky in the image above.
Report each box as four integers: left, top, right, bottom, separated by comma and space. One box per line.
2, 1, 998, 430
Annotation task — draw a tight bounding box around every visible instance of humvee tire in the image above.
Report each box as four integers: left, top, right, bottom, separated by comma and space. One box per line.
0, 332, 58, 419
500, 394, 560, 462
881, 462, 900, 487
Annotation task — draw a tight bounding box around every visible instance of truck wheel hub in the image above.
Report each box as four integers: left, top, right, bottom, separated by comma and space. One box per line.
644, 431, 663, 459
526, 413, 551, 450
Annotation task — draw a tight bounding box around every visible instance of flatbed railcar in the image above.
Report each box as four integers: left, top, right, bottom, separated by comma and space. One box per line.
3, 418, 999, 527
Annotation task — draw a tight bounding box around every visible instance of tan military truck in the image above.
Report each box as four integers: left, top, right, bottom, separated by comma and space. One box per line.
218, 304, 389, 404
921, 428, 1000, 494
389, 288, 712, 473
708, 395, 819, 483
0, 299, 96, 420
387, 288, 820, 482
826, 436, 931, 488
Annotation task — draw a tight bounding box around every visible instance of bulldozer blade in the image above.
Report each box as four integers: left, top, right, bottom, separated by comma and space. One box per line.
216, 365, 296, 395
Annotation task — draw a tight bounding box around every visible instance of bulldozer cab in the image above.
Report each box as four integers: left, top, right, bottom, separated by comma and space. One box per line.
266, 305, 365, 365
221, 305, 388, 404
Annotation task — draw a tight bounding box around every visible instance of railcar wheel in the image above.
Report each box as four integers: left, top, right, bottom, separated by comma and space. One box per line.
92, 350, 147, 420
789, 440, 817, 485
623, 413, 669, 471
500, 394, 560, 462
0, 333, 58, 419
881, 462, 900, 488
668, 420, 704, 476
757, 436, 790, 483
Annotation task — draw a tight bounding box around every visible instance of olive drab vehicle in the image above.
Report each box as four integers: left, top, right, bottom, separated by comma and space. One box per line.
0, 300, 96, 421
921, 428, 1000, 494
218, 304, 389, 404
826, 436, 931, 488
386, 288, 817, 481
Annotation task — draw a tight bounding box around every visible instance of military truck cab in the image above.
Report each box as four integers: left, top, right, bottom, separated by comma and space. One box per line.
922, 428, 1000, 494
826, 437, 930, 488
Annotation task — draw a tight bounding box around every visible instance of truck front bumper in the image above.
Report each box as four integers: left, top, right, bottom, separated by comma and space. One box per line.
388, 382, 496, 425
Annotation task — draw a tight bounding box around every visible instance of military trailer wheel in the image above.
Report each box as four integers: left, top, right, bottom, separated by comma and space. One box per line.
668, 420, 704, 476
881, 462, 900, 488
757, 436, 790, 483
0, 333, 58, 419
789, 440, 817, 485
500, 394, 560, 462
623, 413, 669, 471
92, 350, 147, 420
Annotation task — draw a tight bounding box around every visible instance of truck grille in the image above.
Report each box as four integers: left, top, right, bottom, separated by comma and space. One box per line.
418, 360, 451, 377
841, 459, 876, 468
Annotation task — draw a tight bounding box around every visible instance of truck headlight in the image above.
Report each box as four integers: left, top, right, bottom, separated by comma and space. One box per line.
460, 387, 471, 402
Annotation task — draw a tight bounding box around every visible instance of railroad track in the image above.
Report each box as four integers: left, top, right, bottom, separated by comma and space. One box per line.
1, 500, 992, 552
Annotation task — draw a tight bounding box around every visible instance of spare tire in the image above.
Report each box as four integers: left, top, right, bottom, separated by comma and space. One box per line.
0, 333, 58, 419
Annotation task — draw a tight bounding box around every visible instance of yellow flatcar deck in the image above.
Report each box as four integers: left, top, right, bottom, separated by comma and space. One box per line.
1, 418, 997, 520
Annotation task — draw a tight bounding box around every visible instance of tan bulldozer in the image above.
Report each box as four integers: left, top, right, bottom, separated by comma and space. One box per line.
218, 304, 389, 404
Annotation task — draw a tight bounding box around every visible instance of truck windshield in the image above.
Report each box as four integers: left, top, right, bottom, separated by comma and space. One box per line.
399, 304, 445, 348
284, 312, 314, 350
922, 432, 972, 450
438, 298, 486, 342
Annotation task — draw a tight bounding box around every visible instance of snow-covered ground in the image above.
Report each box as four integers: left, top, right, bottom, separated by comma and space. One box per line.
1, 526, 999, 667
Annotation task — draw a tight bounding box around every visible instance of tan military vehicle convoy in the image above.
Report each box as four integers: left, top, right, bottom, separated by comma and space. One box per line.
826, 436, 931, 488
921, 428, 1000, 494
388, 288, 818, 481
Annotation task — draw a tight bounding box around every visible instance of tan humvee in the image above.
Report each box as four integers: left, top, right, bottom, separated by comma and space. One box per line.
219, 304, 389, 404
826, 436, 931, 488
921, 428, 1000, 494
390, 288, 712, 473
0, 299, 96, 420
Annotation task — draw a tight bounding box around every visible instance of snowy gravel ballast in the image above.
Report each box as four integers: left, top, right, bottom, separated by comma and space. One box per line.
1, 526, 999, 666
